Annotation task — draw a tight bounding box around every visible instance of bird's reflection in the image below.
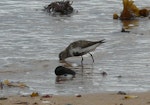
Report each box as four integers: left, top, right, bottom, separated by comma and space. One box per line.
55, 75, 75, 83
59, 59, 94, 70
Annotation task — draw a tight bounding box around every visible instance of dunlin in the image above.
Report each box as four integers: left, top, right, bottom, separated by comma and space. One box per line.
59, 39, 105, 63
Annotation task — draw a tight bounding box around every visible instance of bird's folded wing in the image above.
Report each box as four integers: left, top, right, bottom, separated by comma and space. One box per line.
71, 43, 100, 55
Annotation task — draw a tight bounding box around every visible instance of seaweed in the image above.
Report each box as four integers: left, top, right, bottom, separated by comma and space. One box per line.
44, 0, 74, 15
120, 0, 139, 20
113, 0, 149, 20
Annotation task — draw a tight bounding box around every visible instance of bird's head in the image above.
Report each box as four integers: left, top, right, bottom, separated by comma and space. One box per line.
59, 50, 68, 61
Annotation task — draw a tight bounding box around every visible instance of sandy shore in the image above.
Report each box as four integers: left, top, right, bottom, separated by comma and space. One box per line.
0, 92, 150, 105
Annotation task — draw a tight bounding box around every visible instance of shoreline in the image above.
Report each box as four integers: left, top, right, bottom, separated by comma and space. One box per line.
0, 91, 150, 105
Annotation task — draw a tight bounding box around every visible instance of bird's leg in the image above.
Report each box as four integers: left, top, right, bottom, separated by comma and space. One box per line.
81, 56, 84, 64
81, 56, 84, 72
89, 53, 94, 63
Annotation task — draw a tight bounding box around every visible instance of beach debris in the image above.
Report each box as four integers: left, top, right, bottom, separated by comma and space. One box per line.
65, 104, 73, 105
55, 65, 76, 82
32, 102, 38, 105
124, 95, 138, 99
55, 66, 76, 77
147, 102, 150, 104
0, 81, 3, 89
0, 97, 7, 100
42, 101, 51, 104
44, 0, 74, 15
14, 102, 29, 105
117, 91, 127, 95
116, 75, 123, 78
41, 95, 53, 98
2, 80, 28, 88
30, 92, 39, 97
100, 71, 107, 76
75, 94, 82, 97
121, 28, 130, 33
113, 0, 149, 20
113, 13, 119, 19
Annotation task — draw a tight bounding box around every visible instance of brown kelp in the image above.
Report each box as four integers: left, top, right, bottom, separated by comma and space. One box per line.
113, 0, 149, 20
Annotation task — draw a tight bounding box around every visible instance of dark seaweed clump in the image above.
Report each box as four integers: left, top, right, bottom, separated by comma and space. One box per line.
44, 0, 74, 15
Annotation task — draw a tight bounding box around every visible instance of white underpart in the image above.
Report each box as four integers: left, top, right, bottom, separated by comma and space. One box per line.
69, 43, 100, 56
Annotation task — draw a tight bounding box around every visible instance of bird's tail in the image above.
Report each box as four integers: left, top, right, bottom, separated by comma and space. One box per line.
98, 39, 105, 44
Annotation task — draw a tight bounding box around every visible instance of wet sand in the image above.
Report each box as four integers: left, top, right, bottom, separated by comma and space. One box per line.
0, 1, 150, 104
0, 92, 150, 105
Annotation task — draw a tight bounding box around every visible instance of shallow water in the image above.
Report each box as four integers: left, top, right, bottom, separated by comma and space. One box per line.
0, 0, 150, 95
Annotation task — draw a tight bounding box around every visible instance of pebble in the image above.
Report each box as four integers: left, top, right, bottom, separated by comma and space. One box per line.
42, 101, 51, 104
55, 66, 76, 76
117, 91, 127, 95
100, 71, 107, 76
75, 94, 82, 97
0, 97, 7, 100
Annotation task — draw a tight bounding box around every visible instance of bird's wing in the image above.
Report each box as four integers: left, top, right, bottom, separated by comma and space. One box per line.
67, 40, 104, 56
70, 40, 93, 48
80, 42, 101, 53
70, 42, 101, 56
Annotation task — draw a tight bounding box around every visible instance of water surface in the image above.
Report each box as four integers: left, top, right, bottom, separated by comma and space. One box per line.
0, 0, 150, 95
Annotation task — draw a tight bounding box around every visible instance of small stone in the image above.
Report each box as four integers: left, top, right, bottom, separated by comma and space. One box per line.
0, 97, 7, 100
33, 102, 38, 105
42, 95, 52, 98
42, 101, 50, 104
0, 82, 3, 89
55, 66, 76, 76
100, 71, 107, 76
76, 94, 82, 97
113, 13, 119, 19
147, 102, 150, 104
117, 91, 127, 95
30, 92, 39, 97
116, 75, 122, 78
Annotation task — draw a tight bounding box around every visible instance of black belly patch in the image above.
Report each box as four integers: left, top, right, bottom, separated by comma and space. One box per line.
73, 52, 82, 56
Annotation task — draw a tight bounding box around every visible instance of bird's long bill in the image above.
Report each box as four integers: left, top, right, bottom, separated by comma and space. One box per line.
100, 39, 106, 43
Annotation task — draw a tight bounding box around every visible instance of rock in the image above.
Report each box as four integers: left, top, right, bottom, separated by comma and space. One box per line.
55, 66, 76, 76
75, 94, 82, 97
100, 71, 107, 76
0, 97, 7, 100
42, 95, 53, 98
